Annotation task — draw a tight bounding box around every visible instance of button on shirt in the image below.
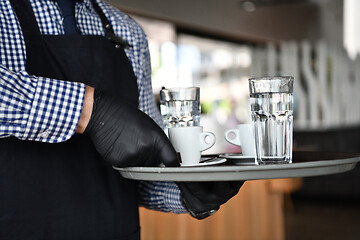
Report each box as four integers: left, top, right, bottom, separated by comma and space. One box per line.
0, 0, 185, 213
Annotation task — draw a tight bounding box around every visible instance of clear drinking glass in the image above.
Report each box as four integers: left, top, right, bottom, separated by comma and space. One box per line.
249, 76, 294, 165
159, 87, 200, 131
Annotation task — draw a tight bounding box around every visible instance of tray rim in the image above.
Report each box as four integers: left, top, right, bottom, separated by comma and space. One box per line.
113, 157, 359, 173
113, 155, 360, 181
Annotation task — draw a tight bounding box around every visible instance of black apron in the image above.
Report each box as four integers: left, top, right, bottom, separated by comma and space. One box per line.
0, 0, 141, 239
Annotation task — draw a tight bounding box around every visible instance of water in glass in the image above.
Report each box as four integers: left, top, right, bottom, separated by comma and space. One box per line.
160, 99, 200, 129
251, 92, 293, 164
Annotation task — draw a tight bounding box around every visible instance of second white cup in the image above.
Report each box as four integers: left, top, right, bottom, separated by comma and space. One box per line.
168, 126, 216, 166
224, 123, 255, 156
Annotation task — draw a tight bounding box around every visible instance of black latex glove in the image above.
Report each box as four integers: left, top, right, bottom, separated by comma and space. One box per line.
177, 181, 245, 220
84, 90, 179, 167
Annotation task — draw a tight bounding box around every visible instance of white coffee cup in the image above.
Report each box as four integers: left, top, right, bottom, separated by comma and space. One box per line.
224, 123, 255, 156
168, 126, 216, 166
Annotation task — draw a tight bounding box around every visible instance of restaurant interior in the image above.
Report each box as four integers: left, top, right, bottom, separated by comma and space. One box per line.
107, 0, 360, 239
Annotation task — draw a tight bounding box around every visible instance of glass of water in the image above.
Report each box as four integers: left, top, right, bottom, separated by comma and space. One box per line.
248, 76, 294, 165
160, 87, 200, 132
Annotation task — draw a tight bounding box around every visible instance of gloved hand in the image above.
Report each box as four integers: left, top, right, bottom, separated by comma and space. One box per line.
177, 181, 245, 220
84, 90, 179, 167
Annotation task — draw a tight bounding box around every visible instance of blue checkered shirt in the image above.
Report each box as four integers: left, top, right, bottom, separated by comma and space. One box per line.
0, 0, 185, 214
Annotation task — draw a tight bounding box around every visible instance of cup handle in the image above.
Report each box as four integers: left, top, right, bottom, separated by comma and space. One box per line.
199, 132, 216, 151
224, 129, 241, 146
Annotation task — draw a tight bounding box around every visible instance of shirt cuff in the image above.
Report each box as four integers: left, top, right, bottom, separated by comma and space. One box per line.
21, 77, 85, 143
138, 181, 187, 214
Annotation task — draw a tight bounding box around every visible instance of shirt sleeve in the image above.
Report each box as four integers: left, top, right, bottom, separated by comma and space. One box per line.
100, 2, 187, 214
134, 28, 186, 213
0, 65, 85, 143
102, 7, 187, 213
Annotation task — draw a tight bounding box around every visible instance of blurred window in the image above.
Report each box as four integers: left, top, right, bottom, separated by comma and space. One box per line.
133, 15, 254, 153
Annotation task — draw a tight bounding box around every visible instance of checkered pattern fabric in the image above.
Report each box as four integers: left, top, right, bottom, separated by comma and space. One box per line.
0, 0, 185, 213
138, 181, 186, 214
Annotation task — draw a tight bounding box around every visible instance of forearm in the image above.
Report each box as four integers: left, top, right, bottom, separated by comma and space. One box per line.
76, 86, 94, 134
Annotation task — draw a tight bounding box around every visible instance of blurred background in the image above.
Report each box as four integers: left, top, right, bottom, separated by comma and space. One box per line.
107, 0, 360, 239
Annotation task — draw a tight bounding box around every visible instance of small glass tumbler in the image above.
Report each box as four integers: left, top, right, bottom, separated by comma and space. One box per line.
248, 76, 294, 165
159, 87, 201, 132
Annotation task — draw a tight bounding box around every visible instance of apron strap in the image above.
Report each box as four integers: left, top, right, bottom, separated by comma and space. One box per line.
10, 0, 130, 47
90, 0, 131, 47
9, 0, 41, 36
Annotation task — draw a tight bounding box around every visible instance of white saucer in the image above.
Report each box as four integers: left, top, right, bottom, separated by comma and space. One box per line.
219, 153, 255, 160
181, 158, 227, 167
219, 154, 255, 165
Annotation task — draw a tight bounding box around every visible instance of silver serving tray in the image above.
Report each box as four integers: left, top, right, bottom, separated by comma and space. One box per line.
113, 151, 360, 182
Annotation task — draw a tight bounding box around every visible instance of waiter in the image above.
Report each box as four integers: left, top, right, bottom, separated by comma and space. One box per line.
0, 0, 243, 239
